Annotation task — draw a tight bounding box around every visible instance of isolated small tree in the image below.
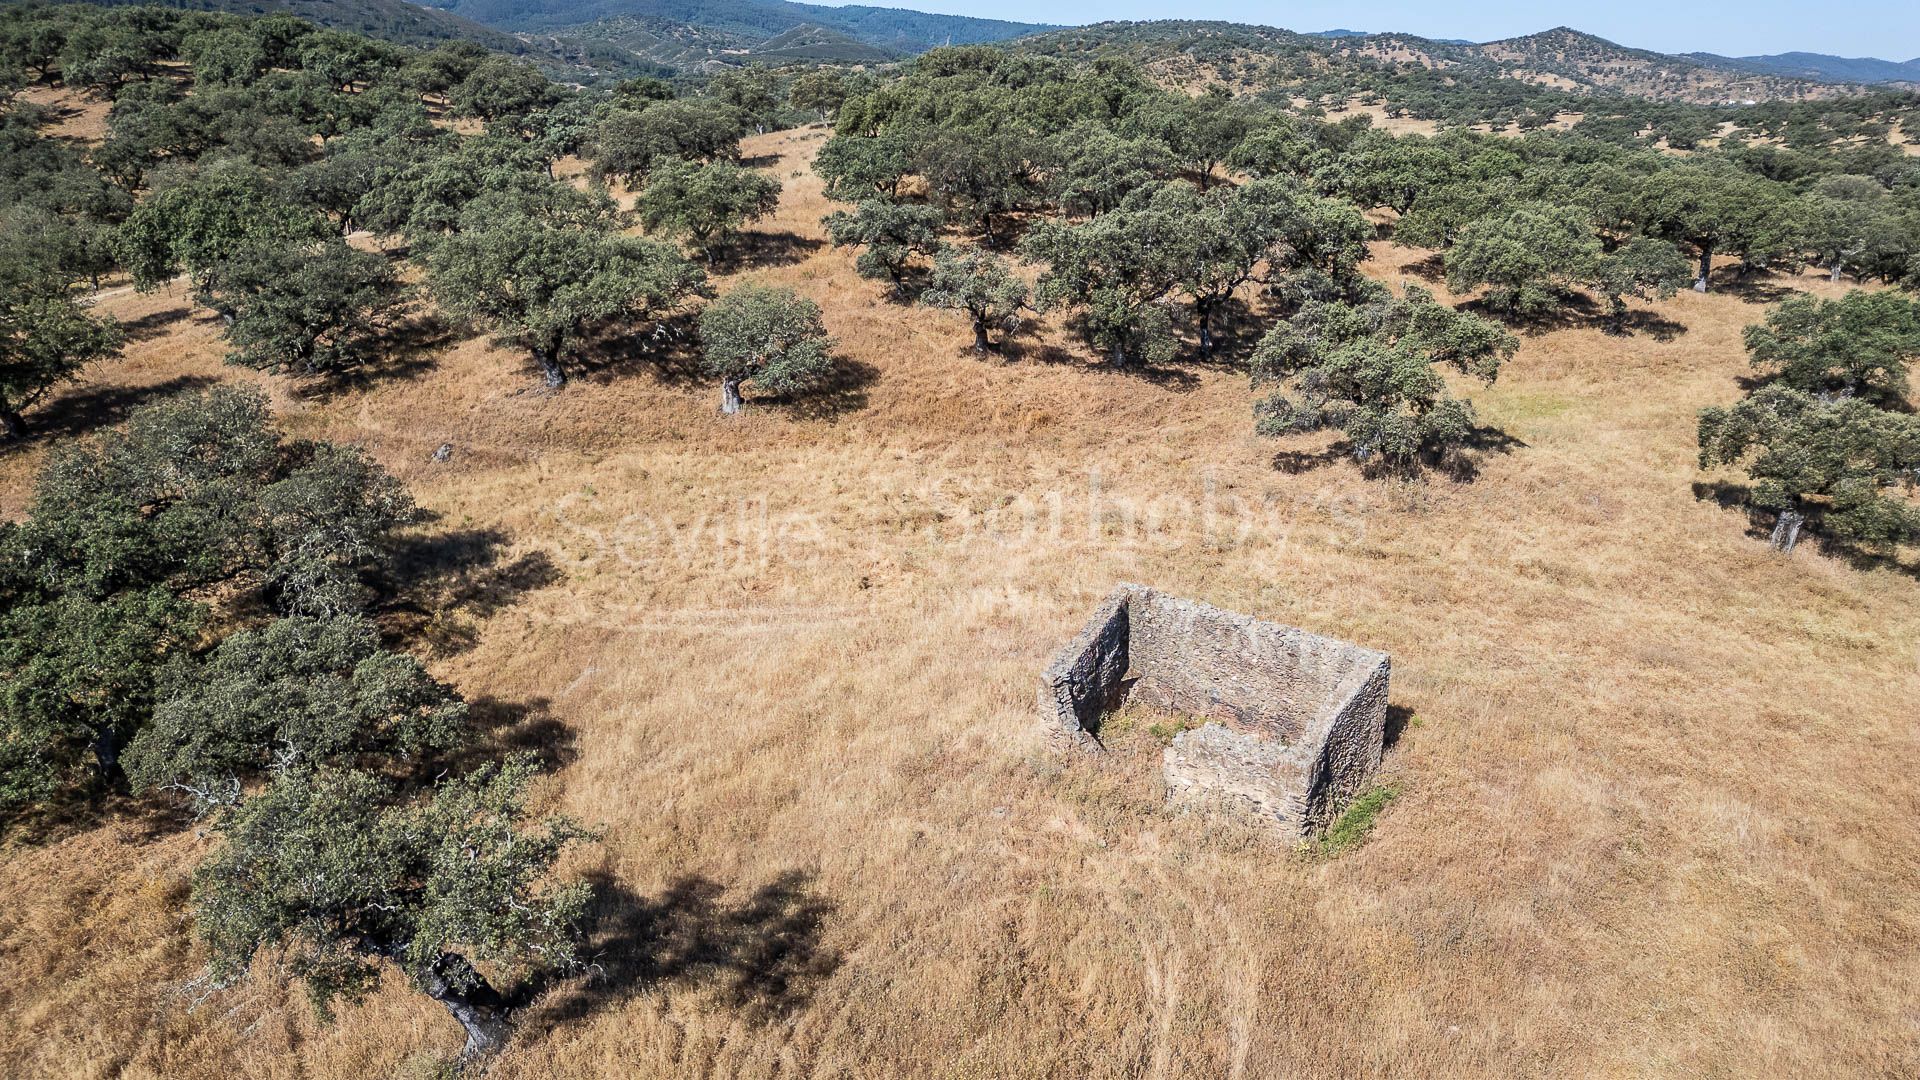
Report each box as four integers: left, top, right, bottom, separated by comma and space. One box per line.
1445, 202, 1601, 319
639, 159, 781, 260
125, 615, 466, 806
1743, 290, 1920, 403
822, 199, 943, 288
698, 284, 835, 414
1698, 385, 1920, 553
922, 246, 1028, 355
192, 760, 594, 1060
211, 239, 410, 375
1251, 287, 1516, 473
426, 217, 706, 387
1588, 237, 1692, 333
0, 262, 123, 439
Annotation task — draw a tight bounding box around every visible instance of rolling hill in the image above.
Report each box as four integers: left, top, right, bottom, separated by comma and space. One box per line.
419, 0, 1053, 54
1014, 21, 1859, 105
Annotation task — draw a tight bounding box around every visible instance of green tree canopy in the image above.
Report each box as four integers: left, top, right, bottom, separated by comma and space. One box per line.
1699, 384, 1920, 553
426, 216, 706, 387
922, 246, 1028, 355
0, 244, 123, 439
698, 283, 835, 414
211, 238, 411, 376
1445, 202, 1603, 318
638, 159, 781, 259
1742, 290, 1920, 403
589, 99, 743, 186
192, 759, 593, 1059
1020, 188, 1187, 366
124, 614, 466, 806
822, 199, 943, 288
1251, 287, 1517, 473
1589, 236, 1692, 332
113, 160, 326, 310
1, 387, 416, 796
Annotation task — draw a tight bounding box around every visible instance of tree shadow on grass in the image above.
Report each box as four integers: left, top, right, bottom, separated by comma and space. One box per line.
380, 523, 563, 656
712, 230, 824, 271
441, 696, 578, 776
299, 313, 454, 397
1612, 309, 1689, 342
573, 314, 707, 389
1271, 425, 1523, 481
1461, 291, 1600, 334
1399, 251, 1446, 283
119, 305, 193, 342
3, 374, 218, 456
1720, 275, 1801, 305
1011, 337, 1203, 391
767, 357, 879, 421
533, 869, 839, 1025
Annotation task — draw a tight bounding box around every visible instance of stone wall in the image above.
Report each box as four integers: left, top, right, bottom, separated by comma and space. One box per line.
1038, 584, 1391, 835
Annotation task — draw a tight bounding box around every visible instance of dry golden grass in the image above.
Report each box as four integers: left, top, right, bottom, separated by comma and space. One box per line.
5, 121, 1920, 1078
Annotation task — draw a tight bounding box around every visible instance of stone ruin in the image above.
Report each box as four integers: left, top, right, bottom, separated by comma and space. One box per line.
1039, 584, 1391, 836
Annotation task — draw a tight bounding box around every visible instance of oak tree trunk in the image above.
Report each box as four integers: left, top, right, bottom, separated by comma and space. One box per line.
971, 317, 990, 356
1770, 507, 1805, 554
720, 376, 744, 415
1196, 302, 1215, 358
1, 408, 25, 441
421, 956, 515, 1061
91, 725, 125, 796
1695, 242, 1713, 292
534, 346, 566, 389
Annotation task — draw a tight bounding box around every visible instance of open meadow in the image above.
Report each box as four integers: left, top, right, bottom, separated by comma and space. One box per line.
3, 113, 1919, 1079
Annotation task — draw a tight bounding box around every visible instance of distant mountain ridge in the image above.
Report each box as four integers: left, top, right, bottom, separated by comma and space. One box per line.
1688, 50, 1920, 85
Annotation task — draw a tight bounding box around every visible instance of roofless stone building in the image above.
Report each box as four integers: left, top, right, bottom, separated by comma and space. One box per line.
1040, 584, 1391, 835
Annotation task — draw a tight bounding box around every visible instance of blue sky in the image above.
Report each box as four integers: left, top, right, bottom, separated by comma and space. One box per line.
882, 1, 1919, 59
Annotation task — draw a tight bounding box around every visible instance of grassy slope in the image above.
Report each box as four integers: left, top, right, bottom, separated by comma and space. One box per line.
3, 105, 1920, 1076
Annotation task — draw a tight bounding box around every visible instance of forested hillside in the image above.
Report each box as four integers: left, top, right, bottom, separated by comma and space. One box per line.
62, 0, 660, 75
4, 4, 1920, 1077
424, 0, 1052, 54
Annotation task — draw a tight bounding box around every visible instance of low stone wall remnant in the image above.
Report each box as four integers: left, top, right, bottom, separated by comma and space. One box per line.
1038, 584, 1391, 835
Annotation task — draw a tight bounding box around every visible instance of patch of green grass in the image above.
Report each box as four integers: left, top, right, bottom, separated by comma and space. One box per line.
1310, 783, 1400, 858
1145, 716, 1202, 745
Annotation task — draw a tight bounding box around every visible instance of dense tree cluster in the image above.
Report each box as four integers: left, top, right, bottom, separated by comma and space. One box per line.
0, 4, 818, 397
0, 386, 592, 1058
804, 43, 1920, 472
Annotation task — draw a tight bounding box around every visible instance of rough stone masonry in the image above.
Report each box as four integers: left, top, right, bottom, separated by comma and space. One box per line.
1039, 584, 1391, 835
